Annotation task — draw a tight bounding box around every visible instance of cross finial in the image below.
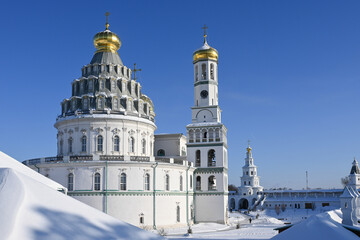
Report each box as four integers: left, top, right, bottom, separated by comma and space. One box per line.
248, 140, 251, 147
132, 63, 142, 80
105, 12, 110, 30
202, 24, 208, 42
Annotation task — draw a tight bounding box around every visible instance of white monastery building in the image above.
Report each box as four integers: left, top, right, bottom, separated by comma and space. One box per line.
23, 19, 229, 228
229, 149, 360, 214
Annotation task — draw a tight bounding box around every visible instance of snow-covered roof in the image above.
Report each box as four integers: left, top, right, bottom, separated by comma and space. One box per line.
0, 152, 163, 240
0, 151, 65, 191
271, 211, 358, 240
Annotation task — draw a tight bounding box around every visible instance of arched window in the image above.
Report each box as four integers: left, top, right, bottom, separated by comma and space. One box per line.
114, 136, 120, 152
215, 128, 220, 141
209, 129, 214, 142
195, 150, 201, 167
201, 64, 206, 79
157, 149, 165, 156
203, 131, 207, 139
68, 138, 73, 154
142, 139, 146, 154
68, 173, 74, 191
145, 173, 150, 190
94, 173, 101, 191
208, 176, 216, 190
81, 136, 87, 152
190, 175, 193, 189
129, 137, 135, 153
189, 130, 194, 143
165, 174, 170, 191
120, 173, 127, 190
97, 135, 103, 152
210, 63, 214, 79
176, 206, 180, 222
59, 139, 63, 156
196, 176, 201, 190
180, 175, 183, 191
208, 149, 216, 167
195, 129, 200, 142
195, 65, 199, 81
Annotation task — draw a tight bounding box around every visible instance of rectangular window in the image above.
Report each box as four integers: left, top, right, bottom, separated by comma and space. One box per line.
94, 173, 101, 191
81, 137, 86, 152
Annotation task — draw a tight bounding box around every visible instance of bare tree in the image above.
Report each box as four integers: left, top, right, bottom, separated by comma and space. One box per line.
341, 176, 349, 187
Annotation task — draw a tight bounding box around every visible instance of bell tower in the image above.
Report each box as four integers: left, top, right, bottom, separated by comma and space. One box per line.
186, 26, 228, 224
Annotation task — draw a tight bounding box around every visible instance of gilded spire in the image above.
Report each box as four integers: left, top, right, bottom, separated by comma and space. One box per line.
105, 12, 110, 30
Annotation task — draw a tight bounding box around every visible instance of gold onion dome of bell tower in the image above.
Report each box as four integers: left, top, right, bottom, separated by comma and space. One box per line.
193, 33, 218, 63
93, 15, 121, 53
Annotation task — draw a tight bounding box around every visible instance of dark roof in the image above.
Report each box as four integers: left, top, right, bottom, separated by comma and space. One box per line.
90, 51, 123, 65
350, 164, 360, 174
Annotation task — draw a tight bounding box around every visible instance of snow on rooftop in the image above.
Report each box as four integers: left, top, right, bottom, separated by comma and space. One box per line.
0, 152, 163, 240
271, 210, 358, 240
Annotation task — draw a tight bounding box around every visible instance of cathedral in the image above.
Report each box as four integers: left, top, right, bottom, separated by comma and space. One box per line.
23, 18, 228, 228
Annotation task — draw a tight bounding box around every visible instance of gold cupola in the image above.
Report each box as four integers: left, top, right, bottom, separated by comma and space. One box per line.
93, 13, 121, 53
193, 33, 218, 63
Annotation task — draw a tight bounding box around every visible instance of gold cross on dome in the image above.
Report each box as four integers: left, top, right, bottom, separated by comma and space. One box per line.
105, 12, 110, 30
132, 63, 142, 80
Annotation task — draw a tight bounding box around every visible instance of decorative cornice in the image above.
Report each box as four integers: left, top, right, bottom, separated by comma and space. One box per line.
194, 167, 228, 174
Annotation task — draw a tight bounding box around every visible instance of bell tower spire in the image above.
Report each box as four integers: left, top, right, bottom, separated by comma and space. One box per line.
186, 26, 228, 224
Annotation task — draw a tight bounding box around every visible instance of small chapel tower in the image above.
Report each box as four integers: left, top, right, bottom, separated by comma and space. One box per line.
348, 159, 360, 189
186, 26, 228, 224
238, 144, 263, 209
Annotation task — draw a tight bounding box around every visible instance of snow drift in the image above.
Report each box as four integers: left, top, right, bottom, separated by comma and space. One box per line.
0, 151, 162, 240
271, 211, 358, 240
0, 152, 65, 191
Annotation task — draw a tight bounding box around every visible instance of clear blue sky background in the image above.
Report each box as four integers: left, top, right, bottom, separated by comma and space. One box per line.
1, 0, 360, 189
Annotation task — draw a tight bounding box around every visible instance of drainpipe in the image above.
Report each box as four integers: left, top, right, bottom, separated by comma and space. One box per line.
186, 165, 190, 227
105, 161, 108, 214
152, 162, 158, 230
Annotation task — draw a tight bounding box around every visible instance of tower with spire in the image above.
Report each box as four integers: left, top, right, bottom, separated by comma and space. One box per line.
348, 159, 360, 189
237, 144, 263, 210
186, 26, 228, 224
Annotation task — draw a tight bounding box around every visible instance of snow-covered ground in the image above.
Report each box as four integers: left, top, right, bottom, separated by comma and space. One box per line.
165, 212, 284, 239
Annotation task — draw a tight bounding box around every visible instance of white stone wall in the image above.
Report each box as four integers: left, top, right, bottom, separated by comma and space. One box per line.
32, 161, 196, 228
154, 134, 187, 157
195, 194, 228, 224
55, 115, 156, 157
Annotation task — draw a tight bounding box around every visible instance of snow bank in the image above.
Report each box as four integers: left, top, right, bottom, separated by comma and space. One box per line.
0, 151, 65, 191
0, 152, 163, 240
271, 211, 358, 240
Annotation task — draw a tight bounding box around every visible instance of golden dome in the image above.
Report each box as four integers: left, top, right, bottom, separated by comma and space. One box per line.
193, 36, 218, 63
247, 146, 252, 153
93, 26, 121, 53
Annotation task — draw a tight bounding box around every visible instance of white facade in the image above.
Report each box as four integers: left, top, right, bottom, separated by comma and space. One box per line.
154, 134, 187, 158
23, 24, 230, 228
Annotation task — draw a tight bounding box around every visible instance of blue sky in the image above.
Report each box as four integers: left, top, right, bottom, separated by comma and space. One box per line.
1, 0, 360, 189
